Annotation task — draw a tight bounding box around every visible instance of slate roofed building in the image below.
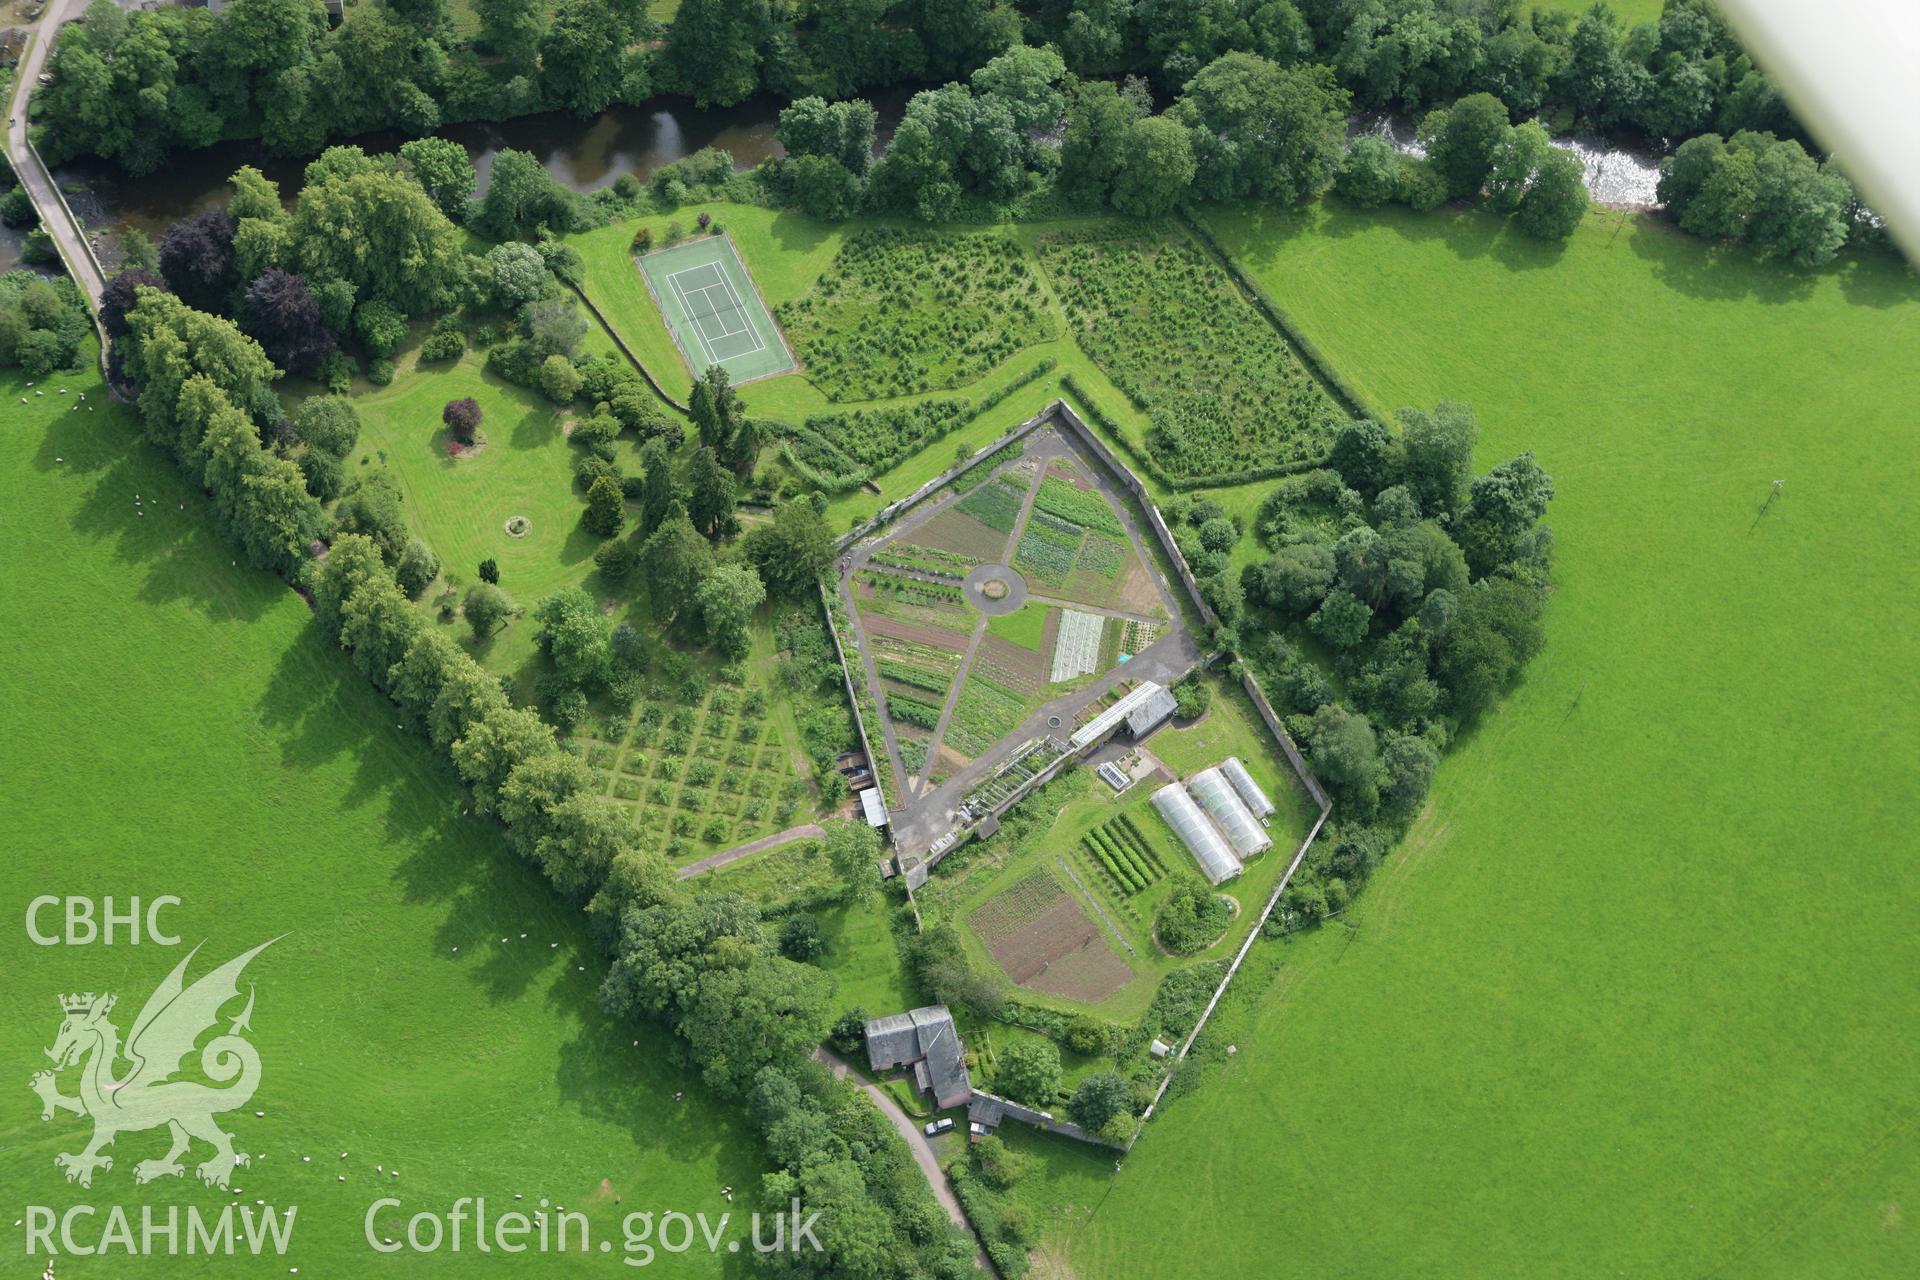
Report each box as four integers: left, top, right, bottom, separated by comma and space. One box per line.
1125, 684, 1178, 740
865, 1005, 971, 1109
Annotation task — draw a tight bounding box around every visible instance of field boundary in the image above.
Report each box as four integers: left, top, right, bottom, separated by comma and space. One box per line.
565, 279, 690, 412
1177, 206, 1393, 426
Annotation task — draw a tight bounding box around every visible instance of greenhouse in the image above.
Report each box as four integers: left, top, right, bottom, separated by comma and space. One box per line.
1220, 755, 1276, 820
1151, 782, 1242, 884
1189, 767, 1272, 858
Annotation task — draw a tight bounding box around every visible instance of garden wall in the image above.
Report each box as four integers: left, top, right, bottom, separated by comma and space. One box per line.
835, 402, 1057, 552
1048, 400, 1222, 636
566, 280, 692, 413
816, 580, 890, 844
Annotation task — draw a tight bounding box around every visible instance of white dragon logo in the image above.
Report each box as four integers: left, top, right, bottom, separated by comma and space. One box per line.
29, 939, 276, 1190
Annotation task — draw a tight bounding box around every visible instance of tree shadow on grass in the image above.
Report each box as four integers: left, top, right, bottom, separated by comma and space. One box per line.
1623, 218, 1821, 305
47, 401, 285, 628
1836, 246, 1920, 309
562, 510, 603, 568
763, 206, 841, 258
551, 1026, 763, 1278
255, 634, 414, 814
510, 402, 564, 452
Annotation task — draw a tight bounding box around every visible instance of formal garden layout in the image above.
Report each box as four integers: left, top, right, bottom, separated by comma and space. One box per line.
7, 4, 1916, 1278
836, 421, 1194, 838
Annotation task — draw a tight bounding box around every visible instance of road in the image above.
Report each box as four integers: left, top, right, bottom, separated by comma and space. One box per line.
5, 0, 109, 311
674, 822, 824, 880
812, 1045, 991, 1271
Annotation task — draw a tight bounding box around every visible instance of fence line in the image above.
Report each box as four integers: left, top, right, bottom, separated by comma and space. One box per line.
1135, 800, 1331, 1134
565, 279, 691, 413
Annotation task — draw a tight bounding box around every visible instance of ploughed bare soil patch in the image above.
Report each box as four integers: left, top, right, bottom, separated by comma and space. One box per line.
969, 870, 1133, 1002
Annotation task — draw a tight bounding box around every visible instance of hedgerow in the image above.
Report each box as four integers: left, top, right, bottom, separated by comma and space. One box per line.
776, 398, 970, 490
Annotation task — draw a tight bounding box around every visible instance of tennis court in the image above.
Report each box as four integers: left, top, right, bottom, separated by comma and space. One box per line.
636, 234, 796, 384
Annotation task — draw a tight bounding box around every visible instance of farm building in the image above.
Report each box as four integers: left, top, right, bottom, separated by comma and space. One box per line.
865, 1006, 972, 1109
1124, 684, 1178, 739
1220, 756, 1276, 820
859, 787, 890, 829
1152, 782, 1243, 884
1189, 767, 1271, 857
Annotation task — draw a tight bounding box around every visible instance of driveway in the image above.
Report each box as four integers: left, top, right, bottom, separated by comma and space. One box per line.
812, 1046, 991, 1271
5, 0, 109, 309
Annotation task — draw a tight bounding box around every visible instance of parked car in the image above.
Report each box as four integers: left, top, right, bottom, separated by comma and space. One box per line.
923, 1117, 955, 1137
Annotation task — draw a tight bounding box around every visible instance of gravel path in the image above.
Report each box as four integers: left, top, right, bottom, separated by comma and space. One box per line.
675, 823, 825, 881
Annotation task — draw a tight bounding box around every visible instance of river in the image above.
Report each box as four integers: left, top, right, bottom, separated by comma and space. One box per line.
1349, 112, 1666, 207
3, 94, 1665, 273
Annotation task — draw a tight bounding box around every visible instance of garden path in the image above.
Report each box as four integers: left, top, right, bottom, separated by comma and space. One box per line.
675, 823, 825, 881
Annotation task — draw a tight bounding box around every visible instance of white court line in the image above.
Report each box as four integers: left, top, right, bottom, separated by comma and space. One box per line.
690, 285, 750, 339
666, 269, 719, 367
707, 263, 766, 356
674, 258, 766, 357
661, 254, 768, 365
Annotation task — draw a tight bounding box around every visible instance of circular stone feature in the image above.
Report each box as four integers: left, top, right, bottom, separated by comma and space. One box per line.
504, 516, 531, 539
962, 564, 1028, 617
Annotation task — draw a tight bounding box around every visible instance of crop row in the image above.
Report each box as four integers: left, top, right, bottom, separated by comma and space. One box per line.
1013, 520, 1080, 584
775, 228, 1057, 401
872, 634, 960, 671
1085, 818, 1167, 896
946, 673, 1031, 757
796, 399, 972, 476
861, 570, 966, 607
887, 692, 944, 731
873, 543, 981, 578
952, 439, 1028, 494
877, 658, 951, 694
956, 474, 1026, 533
1074, 533, 1126, 580
1033, 475, 1125, 536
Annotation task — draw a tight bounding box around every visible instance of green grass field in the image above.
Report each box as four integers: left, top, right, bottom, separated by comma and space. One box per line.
1062, 204, 1920, 1278
0, 363, 759, 1275
637, 232, 797, 384
1534, 0, 1663, 25
986, 600, 1049, 650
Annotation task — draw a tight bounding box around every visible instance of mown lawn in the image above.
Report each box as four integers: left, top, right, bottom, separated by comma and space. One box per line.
0, 362, 760, 1275
347, 350, 603, 676
1065, 203, 1920, 1279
